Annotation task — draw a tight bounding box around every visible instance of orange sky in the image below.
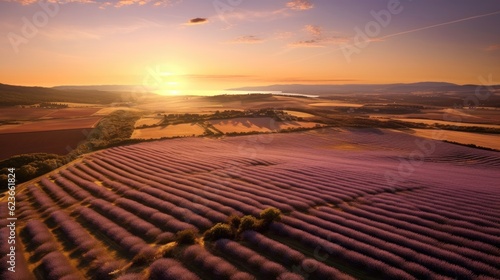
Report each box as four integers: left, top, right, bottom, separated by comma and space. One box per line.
0, 0, 499, 93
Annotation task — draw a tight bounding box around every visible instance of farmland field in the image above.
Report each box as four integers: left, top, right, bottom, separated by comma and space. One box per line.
407, 129, 500, 150
0, 117, 101, 133
1, 128, 499, 280
393, 118, 500, 129
0, 129, 89, 159
209, 117, 323, 134
131, 123, 206, 139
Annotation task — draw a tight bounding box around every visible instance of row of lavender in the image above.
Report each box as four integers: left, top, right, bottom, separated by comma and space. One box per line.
94, 137, 499, 279
4, 132, 500, 279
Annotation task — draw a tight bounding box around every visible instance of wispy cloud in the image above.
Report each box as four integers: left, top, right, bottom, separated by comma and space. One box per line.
289, 24, 347, 47
186, 17, 208, 25
286, 0, 314, 11
304, 24, 321, 36
229, 35, 264, 44
485, 44, 500, 52
289, 39, 325, 48
275, 31, 293, 40
217, 8, 290, 24
211, 0, 312, 27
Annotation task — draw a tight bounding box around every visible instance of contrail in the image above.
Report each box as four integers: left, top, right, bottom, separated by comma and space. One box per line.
380, 10, 500, 40
289, 10, 500, 64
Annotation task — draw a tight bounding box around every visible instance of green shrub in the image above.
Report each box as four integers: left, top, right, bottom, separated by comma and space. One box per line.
175, 229, 197, 245
238, 215, 259, 233
227, 214, 241, 230
260, 207, 282, 223
203, 223, 233, 241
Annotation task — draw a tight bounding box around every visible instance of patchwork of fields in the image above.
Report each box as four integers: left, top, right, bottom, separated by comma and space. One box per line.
0, 109, 103, 159
1, 129, 499, 279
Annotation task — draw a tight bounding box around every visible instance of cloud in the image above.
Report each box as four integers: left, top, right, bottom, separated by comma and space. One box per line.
229, 35, 264, 44
304, 24, 321, 36
289, 39, 325, 48
485, 44, 500, 51
275, 31, 293, 40
289, 25, 348, 48
186, 17, 208, 25
216, 8, 290, 25
286, 0, 313, 11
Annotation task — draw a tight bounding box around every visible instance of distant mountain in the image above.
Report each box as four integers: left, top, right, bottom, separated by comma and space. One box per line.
229, 82, 496, 95
0, 83, 149, 106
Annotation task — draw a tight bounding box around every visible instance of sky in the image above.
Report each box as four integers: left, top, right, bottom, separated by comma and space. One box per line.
0, 0, 499, 94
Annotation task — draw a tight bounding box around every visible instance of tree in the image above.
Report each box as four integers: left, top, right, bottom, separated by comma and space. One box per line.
260, 207, 282, 224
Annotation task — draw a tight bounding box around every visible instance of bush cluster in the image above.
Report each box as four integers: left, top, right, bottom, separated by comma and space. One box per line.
203, 207, 282, 242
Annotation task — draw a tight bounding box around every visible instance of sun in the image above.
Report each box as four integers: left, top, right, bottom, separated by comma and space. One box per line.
153, 71, 184, 96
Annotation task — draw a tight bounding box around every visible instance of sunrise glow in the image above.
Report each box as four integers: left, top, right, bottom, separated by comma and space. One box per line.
0, 0, 498, 89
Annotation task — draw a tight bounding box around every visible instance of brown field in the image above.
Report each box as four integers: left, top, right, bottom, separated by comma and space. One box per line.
131, 123, 206, 139
394, 118, 500, 129
377, 108, 500, 125
42, 107, 102, 118
92, 107, 141, 115
406, 129, 500, 150
0, 129, 89, 159
210, 117, 322, 133
308, 101, 364, 108
210, 117, 276, 133
134, 116, 163, 128
0, 117, 101, 133
283, 110, 316, 118
0, 108, 59, 120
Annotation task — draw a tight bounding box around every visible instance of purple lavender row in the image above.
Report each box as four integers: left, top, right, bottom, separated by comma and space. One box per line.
368, 195, 500, 236
39, 177, 78, 207
283, 215, 438, 279
194, 172, 309, 211
269, 222, 416, 280
354, 203, 500, 248
389, 190, 500, 224
88, 198, 162, 242
108, 147, 215, 174
97, 155, 241, 220
49, 210, 123, 278
86, 158, 222, 227
74, 206, 154, 258
241, 231, 356, 280
182, 244, 256, 280
213, 239, 292, 279
52, 175, 93, 201
315, 207, 499, 268
59, 169, 119, 201
96, 154, 268, 215
333, 205, 500, 264
118, 190, 200, 232
367, 192, 500, 228
87, 156, 260, 217
148, 258, 201, 280
228, 167, 329, 205
26, 185, 58, 215
292, 211, 499, 278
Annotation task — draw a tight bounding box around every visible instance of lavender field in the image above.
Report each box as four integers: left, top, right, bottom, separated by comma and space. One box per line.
1, 128, 499, 280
